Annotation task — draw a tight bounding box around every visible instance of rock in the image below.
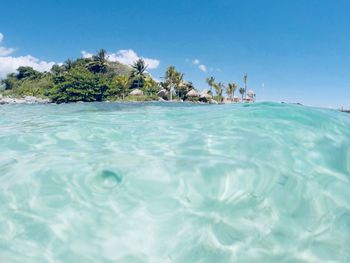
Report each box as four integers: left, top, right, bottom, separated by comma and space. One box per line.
209, 99, 218, 104
157, 89, 169, 99
130, 89, 143, 96
0, 96, 50, 104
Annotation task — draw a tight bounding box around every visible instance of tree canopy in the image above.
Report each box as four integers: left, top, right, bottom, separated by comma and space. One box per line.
1, 50, 161, 103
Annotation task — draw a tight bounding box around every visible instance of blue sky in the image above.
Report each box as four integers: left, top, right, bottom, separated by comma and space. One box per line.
1, 0, 350, 108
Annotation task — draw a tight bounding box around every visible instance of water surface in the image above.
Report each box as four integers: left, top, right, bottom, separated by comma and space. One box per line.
1, 102, 350, 262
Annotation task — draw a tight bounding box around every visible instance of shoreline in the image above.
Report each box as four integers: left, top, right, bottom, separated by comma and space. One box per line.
0, 95, 50, 105
2, 95, 347, 112
0, 95, 228, 105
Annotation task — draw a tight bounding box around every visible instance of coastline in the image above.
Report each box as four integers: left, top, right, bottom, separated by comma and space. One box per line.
0, 95, 50, 105
0, 95, 232, 105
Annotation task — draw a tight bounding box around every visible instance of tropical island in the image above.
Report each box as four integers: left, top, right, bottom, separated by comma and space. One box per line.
0, 49, 256, 104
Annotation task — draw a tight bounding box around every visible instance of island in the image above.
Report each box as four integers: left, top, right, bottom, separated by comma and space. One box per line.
0, 49, 256, 104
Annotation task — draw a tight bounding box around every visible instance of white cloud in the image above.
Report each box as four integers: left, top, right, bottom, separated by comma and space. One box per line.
81, 50, 93, 58
198, 64, 207, 72
0, 33, 56, 78
188, 58, 208, 73
0, 32, 15, 56
81, 49, 160, 70
0, 32, 160, 78
108, 49, 160, 69
192, 59, 200, 65
0, 55, 56, 78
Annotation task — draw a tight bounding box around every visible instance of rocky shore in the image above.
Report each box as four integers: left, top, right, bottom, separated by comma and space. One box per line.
0, 95, 51, 105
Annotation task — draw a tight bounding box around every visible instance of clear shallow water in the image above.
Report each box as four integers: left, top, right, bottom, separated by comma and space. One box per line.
0, 102, 350, 263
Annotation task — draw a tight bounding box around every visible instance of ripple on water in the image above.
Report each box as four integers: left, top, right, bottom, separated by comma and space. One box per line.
0, 102, 350, 262
98, 170, 123, 189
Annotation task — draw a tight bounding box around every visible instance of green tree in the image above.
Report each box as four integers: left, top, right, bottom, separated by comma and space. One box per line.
226, 83, 238, 100
143, 76, 160, 96
51, 64, 65, 75
173, 72, 185, 98
115, 75, 131, 100
1, 73, 17, 90
164, 66, 176, 91
243, 73, 248, 97
164, 66, 190, 99
214, 82, 224, 102
130, 58, 147, 90
64, 59, 74, 71
88, 49, 108, 74
206, 76, 215, 94
16, 66, 42, 80
49, 66, 107, 103
239, 87, 245, 101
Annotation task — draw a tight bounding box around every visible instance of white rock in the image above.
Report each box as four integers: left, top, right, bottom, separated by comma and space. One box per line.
130, 89, 143, 96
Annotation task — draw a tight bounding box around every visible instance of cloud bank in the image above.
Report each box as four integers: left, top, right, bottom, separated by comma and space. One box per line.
0, 33, 160, 78
0, 33, 15, 56
0, 33, 56, 78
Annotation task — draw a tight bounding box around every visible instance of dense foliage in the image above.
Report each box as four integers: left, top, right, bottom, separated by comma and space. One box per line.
0, 50, 161, 103
0, 49, 251, 103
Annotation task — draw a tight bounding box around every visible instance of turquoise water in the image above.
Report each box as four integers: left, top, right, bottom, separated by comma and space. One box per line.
1, 102, 350, 262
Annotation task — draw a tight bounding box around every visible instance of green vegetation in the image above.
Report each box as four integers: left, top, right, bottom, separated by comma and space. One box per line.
226, 83, 238, 100
1, 49, 161, 103
130, 58, 147, 90
239, 87, 245, 100
205, 73, 253, 102
0, 49, 254, 104
160, 66, 194, 100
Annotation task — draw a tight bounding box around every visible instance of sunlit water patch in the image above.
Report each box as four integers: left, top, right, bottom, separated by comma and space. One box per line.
0, 102, 350, 262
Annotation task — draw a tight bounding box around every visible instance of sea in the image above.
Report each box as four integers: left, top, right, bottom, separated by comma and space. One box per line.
1, 102, 350, 262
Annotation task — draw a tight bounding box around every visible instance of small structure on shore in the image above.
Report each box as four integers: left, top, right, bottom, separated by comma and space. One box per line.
223, 97, 233, 104
246, 90, 256, 102
186, 89, 199, 98
130, 89, 143, 96
199, 90, 212, 102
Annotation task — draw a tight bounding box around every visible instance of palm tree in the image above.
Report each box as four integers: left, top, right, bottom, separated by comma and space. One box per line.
115, 75, 131, 100
165, 66, 176, 91
206, 76, 215, 94
88, 49, 108, 73
173, 72, 186, 98
239, 87, 245, 101
214, 82, 224, 102
243, 73, 248, 97
165, 66, 186, 100
131, 58, 148, 90
226, 83, 238, 101
143, 76, 160, 96
64, 59, 73, 71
